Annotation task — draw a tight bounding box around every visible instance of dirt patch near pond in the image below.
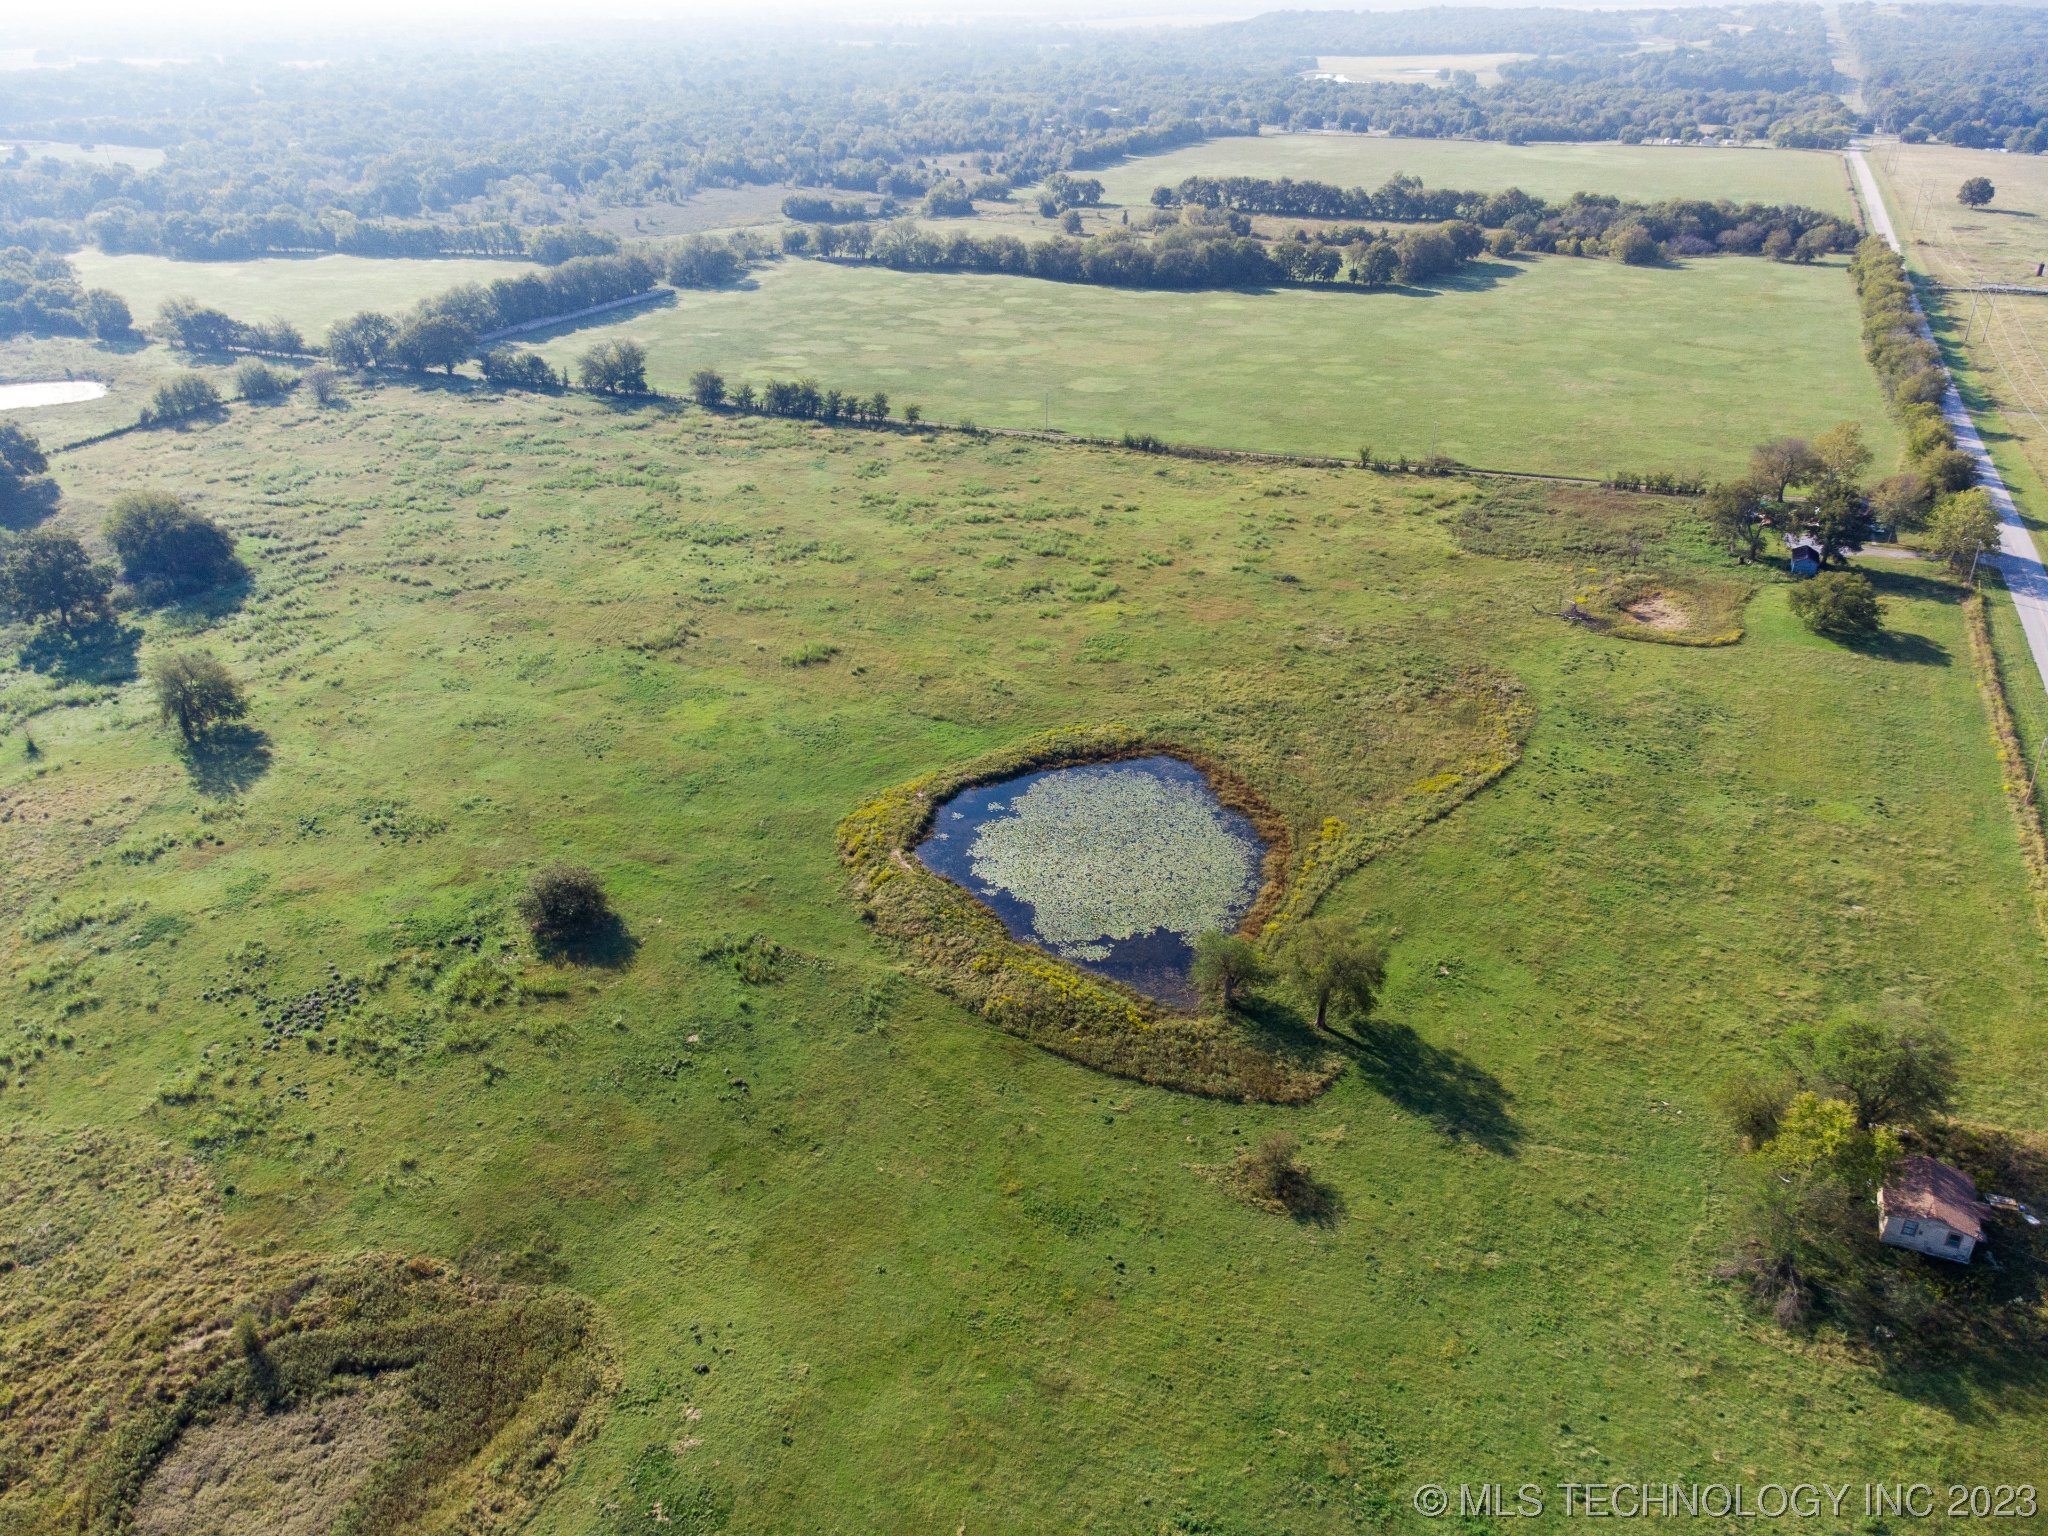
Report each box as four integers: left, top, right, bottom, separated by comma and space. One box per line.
1623, 592, 1689, 631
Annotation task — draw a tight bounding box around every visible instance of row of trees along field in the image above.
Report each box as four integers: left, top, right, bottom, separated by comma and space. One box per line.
79, 208, 622, 265
1158, 176, 1860, 260
1841, 3, 2048, 152
794, 216, 1490, 290
0, 6, 1897, 263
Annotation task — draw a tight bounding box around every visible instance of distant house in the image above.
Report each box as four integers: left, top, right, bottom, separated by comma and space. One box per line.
1878, 1156, 1989, 1264
1786, 538, 1823, 578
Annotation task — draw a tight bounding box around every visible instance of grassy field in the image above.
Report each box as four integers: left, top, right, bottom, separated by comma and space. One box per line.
69, 250, 544, 340
3, 341, 2047, 1529
1083, 132, 1861, 217
1871, 142, 2048, 509
1314, 53, 1533, 88
2, 137, 165, 169
526, 252, 1897, 479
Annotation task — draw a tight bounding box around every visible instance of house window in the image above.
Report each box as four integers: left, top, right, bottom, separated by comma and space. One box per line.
1944, 1232, 1964, 1248
1900, 1220, 1920, 1236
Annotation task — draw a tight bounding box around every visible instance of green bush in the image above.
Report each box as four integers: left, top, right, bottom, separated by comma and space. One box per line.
518, 864, 613, 944
140, 372, 223, 426
104, 491, 242, 596
1788, 570, 1881, 640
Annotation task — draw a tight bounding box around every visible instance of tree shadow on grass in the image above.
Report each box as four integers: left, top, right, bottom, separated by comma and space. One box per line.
1863, 562, 1965, 605
154, 573, 252, 628
1847, 628, 1950, 665
1330, 1017, 1523, 1155
182, 723, 272, 797
533, 912, 641, 971
16, 614, 141, 683
0, 478, 61, 532
1235, 995, 1521, 1153
1386, 257, 1529, 299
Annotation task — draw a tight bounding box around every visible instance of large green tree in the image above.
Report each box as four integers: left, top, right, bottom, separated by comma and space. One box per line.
1278, 919, 1386, 1033
0, 529, 113, 629
327, 310, 397, 369
1787, 570, 1881, 640
103, 491, 242, 596
1790, 1011, 1958, 1130
1703, 480, 1766, 561
149, 650, 249, 741
1957, 177, 1994, 207
1926, 488, 2000, 571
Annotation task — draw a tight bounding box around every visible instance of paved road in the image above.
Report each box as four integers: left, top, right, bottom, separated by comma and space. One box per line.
1847, 147, 2048, 706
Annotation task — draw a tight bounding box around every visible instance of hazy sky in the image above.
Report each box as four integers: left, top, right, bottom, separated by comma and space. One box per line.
8, 0, 1733, 52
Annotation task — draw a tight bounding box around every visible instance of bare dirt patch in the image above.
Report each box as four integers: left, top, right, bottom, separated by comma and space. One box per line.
1624, 592, 1689, 631
132, 1378, 408, 1536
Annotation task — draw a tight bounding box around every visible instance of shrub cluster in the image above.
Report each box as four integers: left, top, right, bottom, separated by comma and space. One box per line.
155, 297, 305, 356
139, 372, 224, 426
687, 368, 903, 424
0, 246, 131, 340
104, 490, 243, 597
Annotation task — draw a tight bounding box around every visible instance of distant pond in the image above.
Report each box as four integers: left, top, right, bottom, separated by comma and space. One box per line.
916, 754, 1268, 1007
0, 380, 107, 411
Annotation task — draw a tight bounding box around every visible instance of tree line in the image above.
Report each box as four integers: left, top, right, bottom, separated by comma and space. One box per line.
687, 367, 905, 426
1158, 175, 1859, 261
79, 207, 620, 265
791, 216, 1489, 292
0, 8, 1894, 280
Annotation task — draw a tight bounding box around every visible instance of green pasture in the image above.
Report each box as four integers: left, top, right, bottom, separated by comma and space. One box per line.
3, 348, 2046, 1530
1083, 132, 1860, 217
531, 253, 1898, 479
69, 249, 543, 340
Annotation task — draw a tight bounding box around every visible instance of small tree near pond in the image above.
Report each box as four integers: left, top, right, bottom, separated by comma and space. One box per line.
1191, 930, 1267, 1012
1278, 918, 1386, 1034
150, 651, 248, 741
519, 864, 614, 946
1788, 570, 1881, 640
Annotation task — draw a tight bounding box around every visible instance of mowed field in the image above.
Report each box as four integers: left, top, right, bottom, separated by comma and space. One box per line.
4, 346, 2048, 1529
69, 249, 544, 339
1083, 131, 1860, 216
528, 252, 1897, 478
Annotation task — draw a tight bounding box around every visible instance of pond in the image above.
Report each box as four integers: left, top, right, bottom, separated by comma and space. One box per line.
916, 754, 1269, 1007
0, 380, 108, 411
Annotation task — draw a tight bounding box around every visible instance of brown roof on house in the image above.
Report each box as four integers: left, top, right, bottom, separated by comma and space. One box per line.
1882, 1155, 1987, 1239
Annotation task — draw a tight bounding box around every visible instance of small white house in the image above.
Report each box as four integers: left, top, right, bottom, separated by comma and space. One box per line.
1878, 1155, 1989, 1264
